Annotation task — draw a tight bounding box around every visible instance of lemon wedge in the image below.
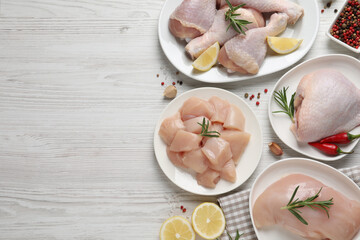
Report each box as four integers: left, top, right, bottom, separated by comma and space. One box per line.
267, 37, 303, 54
192, 42, 220, 71
160, 216, 195, 240
191, 202, 226, 239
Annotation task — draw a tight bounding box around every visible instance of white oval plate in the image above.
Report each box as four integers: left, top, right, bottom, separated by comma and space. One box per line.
269, 54, 360, 161
158, 0, 319, 83
154, 87, 263, 195
249, 158, 360, 240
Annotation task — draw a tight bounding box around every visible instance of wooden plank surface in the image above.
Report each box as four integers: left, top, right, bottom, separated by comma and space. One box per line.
0, 0, 359, 239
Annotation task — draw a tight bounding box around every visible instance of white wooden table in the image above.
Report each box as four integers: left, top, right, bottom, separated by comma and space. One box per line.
0, 0, 359, 239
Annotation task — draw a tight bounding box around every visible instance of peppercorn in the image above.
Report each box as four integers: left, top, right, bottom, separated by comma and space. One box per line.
172, 82, 176, 85
256, 101, 260, 106
321, 9, 324, 13
264, 89, 268, 93
244, 93, 249, 98
161, 82, 164, 86
330, 0, 360, 49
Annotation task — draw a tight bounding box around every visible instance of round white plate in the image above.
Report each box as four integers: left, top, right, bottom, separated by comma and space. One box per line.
153, 87, 263, 195
269, 54, 360, 161
158, 0, 319, 83
249, 158, 360, 240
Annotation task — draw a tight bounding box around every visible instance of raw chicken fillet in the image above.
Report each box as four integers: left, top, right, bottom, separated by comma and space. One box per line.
252, 174, 360, 240
291, 69, 360, 143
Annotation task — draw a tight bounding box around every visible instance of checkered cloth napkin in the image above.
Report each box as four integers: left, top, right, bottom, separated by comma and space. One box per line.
217, 165, 360, 240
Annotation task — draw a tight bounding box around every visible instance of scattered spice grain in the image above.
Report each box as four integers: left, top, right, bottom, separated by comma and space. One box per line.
244, 93, 249, 98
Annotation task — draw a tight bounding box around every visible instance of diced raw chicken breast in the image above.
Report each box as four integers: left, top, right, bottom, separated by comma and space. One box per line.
208, 96, 230, 123
166, 147, 187, 168
159, 112, 185, 145
184, 116, 210, 134
180, 97, 215, 121
220, 130, 251, 164
169, 130, 202, 152
223, 104, 245, 131
201, 123, 224, 146
202, 138, 232, 171
252, 174, 360, 240
220, 159, 236, 183
183, 149, 208, 173
196, 168, 220, 189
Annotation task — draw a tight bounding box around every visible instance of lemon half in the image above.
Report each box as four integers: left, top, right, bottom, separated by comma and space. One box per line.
160, 216, 195, 240
191, 202, 226, 239
192, 42, 220, 72
267, 37, 303, 54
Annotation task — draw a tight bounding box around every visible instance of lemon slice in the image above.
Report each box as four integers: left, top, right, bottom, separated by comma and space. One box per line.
160, 216, 195, 240
191, 202, 226, 239
192, 42, 220, 72
267, 37, 303, 54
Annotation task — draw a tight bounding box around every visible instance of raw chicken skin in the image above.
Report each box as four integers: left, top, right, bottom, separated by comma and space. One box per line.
159, 112, 185, 145
185, 7, 264, 59
291, 69, 360, 143
252, 174, 360, 240
217, 0, 304, 24
169, 0, 216, 39
218, 13, 288, 74
180, 96, 215, 121
169, 130, 202, 152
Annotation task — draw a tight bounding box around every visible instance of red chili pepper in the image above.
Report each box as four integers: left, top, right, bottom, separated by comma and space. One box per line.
319, 132, 360, 144
308, 142, 354, 155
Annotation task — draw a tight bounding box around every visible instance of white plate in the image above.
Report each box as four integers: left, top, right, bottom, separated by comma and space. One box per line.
153, 87, 263, 195
269, 54, 360, 161
249, 158, 360, 240
158, 0, 319, 83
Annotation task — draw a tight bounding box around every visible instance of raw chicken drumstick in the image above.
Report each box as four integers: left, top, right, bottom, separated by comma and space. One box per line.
218, 13, 288, 74
217, 0, 304, 24
185, 7, 264, 59
169, 0, 216, 40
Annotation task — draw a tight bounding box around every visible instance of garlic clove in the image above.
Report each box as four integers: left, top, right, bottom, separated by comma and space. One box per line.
163, 85, 177, 99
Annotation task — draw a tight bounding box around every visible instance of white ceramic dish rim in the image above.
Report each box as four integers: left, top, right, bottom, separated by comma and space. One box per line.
268, 54, 360, 161
326, 0, 360, 54
249, 157, 360, 240
158, 0, 320, 83
153, 87, 263, 196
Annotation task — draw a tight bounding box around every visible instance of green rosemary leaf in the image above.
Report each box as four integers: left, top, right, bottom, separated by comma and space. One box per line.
224, 1, 251, 34
281, 185, 334, 225
197, 118, 221, 138
273, 86, 296, 123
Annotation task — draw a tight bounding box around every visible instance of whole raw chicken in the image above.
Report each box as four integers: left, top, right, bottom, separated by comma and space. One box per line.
218, 13, 288, 74
169, 0, 216, 40
291, 69, 360, 143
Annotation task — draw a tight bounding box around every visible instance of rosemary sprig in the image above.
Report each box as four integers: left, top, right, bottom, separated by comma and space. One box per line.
216, 230, 243, 240
273, 86, 296, 123
281, 185, 334, 225
224, 0, 252, 34
197, 117, 220, 137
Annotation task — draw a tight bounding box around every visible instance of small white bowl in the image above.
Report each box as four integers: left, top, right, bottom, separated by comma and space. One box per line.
326, 0, 360, 53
